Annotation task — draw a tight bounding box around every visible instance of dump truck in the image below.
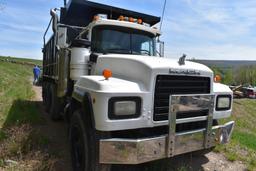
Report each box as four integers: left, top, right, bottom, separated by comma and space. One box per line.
42, 0, 235, 170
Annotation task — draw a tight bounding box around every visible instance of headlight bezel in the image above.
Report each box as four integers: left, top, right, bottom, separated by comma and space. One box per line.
108, 97, 141, 119
216, 94, 232, 111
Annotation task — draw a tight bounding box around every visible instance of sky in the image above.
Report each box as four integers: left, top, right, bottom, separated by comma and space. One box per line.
0, 0, 256, 60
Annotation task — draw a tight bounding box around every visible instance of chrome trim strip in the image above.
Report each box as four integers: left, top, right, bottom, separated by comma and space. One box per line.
176, 116, 207, 124
167, 96, 177, 157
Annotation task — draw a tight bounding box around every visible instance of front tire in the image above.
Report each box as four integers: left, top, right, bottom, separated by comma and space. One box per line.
69, 111, 111, 171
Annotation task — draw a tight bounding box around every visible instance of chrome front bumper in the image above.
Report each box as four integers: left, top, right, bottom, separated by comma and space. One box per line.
99, 95, 235, 164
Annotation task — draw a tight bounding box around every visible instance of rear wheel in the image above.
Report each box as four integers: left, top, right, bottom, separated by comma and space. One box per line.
45, 83, 52, 112
49, 84, 62, 121
42, 82, 47, 106
69, 111, 111, 171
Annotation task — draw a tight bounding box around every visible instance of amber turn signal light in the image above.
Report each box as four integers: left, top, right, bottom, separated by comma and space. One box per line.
118, 15, 125, 21
214, 74, 222, 83
103, 69, 112, 80
93, 15, 99, 21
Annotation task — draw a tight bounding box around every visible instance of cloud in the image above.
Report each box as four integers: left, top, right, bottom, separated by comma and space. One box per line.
166, 44, 256, 60
0, 22, 44, 33
0, 0, 58, 59
0, 0, 256, 60
160, 0, 256, 60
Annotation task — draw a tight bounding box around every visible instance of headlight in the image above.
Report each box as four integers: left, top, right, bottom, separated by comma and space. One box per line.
108, 97, 141, 119
216, 95, 232, 111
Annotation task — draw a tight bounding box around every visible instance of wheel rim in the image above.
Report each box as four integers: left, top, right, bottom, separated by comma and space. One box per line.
71, 124, 86, 170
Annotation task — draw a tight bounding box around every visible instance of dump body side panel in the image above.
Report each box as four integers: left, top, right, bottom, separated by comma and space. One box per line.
43, 35, 58, 81
60, 0, 160, 27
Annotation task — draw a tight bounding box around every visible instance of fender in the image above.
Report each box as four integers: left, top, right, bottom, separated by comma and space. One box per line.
72, 75, 150, 131
72, 91, 96, 129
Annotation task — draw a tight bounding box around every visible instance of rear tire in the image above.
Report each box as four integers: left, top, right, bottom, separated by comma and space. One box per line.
42, 82, 47, 106
45, 83, 51, 112
69, 110, 111, 171
49, 84, 62, 121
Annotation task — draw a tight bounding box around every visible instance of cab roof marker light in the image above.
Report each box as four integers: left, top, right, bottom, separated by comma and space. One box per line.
93, 15, 99, 21
143, 23, 150, 27
129, 17, 135, 22
93, 14, 108, 21
97, 14, 108, 19
118, 15, 145, 25
118, 15, 125, 21
137, 19, 143, 24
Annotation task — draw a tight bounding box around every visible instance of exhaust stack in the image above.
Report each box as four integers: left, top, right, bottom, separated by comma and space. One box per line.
50, 8, 58, 33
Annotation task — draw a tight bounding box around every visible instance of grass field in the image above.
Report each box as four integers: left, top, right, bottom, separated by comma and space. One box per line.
0, 58, 255, 170
0, 60, 45, 169
0, 61, 41, 127
216, 99, 256, 170
0, 56, 42, 66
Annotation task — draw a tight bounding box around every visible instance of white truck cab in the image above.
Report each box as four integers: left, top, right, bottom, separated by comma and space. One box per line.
42, 1, 234, 170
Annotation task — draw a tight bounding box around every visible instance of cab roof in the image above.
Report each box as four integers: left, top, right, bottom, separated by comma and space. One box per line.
60, 0, 161, 27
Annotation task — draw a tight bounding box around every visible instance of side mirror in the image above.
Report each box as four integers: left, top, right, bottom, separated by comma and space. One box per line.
157, 39, 165, 57
157, 37, 164, 57
72, 39, 91, 48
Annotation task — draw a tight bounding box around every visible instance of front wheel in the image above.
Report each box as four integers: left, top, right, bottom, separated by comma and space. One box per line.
69, 111, 111, 171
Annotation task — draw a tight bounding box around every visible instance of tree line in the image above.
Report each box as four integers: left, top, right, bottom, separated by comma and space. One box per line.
211, 65, 256, 86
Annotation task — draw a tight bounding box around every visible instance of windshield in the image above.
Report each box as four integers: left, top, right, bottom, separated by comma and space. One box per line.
91, 25, 156, 56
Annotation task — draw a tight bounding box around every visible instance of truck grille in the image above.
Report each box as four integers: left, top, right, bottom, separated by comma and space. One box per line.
153, 75, 211, 121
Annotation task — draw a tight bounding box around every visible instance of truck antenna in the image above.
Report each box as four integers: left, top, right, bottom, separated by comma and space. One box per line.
160, 0, 167, 31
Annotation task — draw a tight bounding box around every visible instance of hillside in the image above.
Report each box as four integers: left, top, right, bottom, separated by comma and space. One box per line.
0, 56, 42, 66
194, 60, 256, 69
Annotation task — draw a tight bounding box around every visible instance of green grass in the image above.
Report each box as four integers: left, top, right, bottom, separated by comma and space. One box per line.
0, 61, 45, 169
0, 130, 6, 141
0, 56, 42, 66
233, 131, 256, 151
0, 61, 42, 128
216, 99, 256, 170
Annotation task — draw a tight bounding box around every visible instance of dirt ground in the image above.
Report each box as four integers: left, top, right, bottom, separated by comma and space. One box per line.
31, 85, 72, 171
32, 85, 247, 171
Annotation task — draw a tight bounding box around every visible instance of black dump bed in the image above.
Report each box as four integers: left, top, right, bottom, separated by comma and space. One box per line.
60, 0, 161, 27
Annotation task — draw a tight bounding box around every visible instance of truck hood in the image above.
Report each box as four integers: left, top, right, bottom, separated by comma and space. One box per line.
94, 54, 213, 91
